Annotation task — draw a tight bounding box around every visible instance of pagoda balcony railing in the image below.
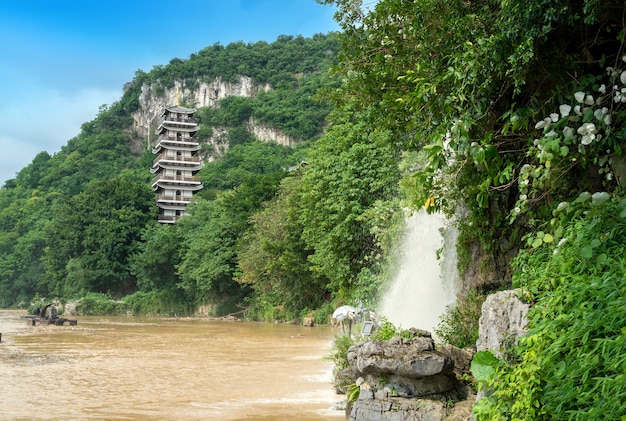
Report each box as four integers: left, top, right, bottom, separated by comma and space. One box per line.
156, 194, 191, 203
157, 215, 178, 223
153, 154, 201, 166
156, 135, 199, 143
152, 175, 201, 185
158, 116, 196, 125
157, 117, 197, 129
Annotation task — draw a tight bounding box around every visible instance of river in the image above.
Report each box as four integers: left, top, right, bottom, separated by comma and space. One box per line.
0, 310, 346, 420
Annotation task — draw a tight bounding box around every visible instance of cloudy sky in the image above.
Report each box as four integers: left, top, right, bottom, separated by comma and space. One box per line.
0, 0, 339, 185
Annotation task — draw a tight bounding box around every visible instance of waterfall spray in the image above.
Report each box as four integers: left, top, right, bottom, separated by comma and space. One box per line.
379, 209, 459, 334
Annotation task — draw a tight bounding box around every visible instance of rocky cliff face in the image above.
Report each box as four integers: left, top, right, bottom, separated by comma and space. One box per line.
129, 76, 296, 151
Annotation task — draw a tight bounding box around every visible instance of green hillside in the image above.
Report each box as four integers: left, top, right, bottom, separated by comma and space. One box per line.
2, 1, 625, 417
0, 33, 341, 312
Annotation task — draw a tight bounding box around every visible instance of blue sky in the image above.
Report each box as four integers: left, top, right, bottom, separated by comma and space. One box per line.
0, 0, 339, 185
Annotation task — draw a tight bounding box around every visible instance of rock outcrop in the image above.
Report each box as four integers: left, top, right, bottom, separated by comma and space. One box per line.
476, 289, 529, 359
129, 77, 298, 151
340, 331, 475, 421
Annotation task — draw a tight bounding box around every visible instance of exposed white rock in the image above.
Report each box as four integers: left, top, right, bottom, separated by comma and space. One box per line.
476, 290, 529, 359
130, 76, 297, 148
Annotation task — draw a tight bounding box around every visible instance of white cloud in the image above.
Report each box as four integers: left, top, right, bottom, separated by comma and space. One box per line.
0, 86, 121, 185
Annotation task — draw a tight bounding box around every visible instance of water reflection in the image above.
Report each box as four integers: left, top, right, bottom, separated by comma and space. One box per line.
0, 310, 345, 420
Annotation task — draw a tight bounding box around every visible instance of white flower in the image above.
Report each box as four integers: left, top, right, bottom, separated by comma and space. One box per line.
520, 194, 527, 200
574, 91, 585, 103
584, 95, 595, 105
594, 109, 602, 120
610, 68, 620, 78
581, 134, 595, 145
574, 105, 582, 115
621, 70, 626, 85
592, 192, 610, 204
535, 120, 548, 129
594, 108, 607, 121
562, 126, 575, 138
604, 114, 612, 125
559, 104, 571, 117
545, 130, 557, 138
577, 122, 596, 135
550, 113, 559, 122
599, 84, 606, 94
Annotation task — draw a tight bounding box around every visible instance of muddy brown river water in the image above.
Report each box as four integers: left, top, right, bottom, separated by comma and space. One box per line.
0, 310, 345, 420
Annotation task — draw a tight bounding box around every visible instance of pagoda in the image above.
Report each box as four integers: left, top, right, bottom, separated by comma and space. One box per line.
151, 105, 203, 223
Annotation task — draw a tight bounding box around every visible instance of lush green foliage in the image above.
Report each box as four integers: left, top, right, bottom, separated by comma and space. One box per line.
78, 293, 127, 316
296, 116, 402, 304
475, 197, 626, 420
140, 34, 339, 87
327, 333, 355, 373
435, 288, 487, 349
321, 2, 626, 418
236, 173, 331, 321
44, 177, 155, 297
324, 0, 624, 278
175, 141, 300, 315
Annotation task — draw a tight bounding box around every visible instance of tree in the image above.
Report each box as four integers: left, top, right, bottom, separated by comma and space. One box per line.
296, 115, 400, 300
44, 178, 155, 296
237, 173, 331, 318
131, 223, 184, 292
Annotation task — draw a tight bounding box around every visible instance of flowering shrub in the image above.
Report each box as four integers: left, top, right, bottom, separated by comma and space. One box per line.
511, 58, 626, 221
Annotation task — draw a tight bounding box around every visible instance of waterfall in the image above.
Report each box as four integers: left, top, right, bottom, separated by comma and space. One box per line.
379, 209, 459, 335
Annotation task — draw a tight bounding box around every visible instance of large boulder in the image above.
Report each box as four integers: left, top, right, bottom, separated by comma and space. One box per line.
476, 290, 529, 359
348, 336, 454, 381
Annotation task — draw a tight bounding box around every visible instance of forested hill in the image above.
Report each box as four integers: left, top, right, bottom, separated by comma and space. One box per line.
0, 33, 341, 310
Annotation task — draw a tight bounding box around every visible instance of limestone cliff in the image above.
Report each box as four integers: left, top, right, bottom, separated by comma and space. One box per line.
129, 76, 297, 152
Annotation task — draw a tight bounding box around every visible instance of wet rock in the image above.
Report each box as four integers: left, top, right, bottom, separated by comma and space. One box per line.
63, 301, 79, 316
362, 373, 457, 397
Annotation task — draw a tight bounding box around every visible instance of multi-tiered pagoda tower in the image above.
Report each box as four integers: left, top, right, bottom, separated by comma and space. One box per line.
151, 105, 203, 223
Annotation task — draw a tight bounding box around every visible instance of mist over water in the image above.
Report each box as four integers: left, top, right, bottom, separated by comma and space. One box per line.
379, 209, 459, 334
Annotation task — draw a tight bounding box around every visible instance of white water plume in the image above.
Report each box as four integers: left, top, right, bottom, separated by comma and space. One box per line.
379, 209, 459, 335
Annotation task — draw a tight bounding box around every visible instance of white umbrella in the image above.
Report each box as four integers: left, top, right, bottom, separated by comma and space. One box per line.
332, 305, 359, 336
332, 305, 358, 320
